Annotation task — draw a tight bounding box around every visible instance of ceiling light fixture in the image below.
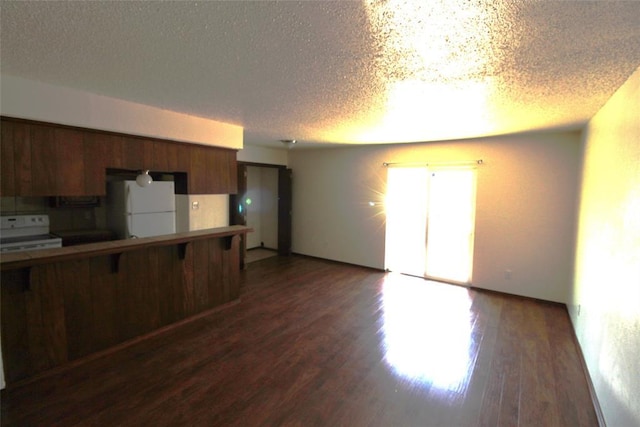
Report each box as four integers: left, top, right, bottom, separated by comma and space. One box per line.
280, 139, 297, 146
136, 170, 153, 187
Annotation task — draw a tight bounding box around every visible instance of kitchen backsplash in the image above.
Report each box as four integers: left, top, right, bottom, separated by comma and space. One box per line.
2, 194, 229, 234
0, 196, 107, 231
175, 194, 229, 232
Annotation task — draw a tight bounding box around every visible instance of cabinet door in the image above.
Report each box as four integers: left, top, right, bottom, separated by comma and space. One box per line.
1, 120, 17, 196
122, 136, 153, 171
30, 124, 57, 196
222, 149, 238, 194
188, 145, 237, 194
55, 127, 85, 196
189, 145, 208, 194
153, 139, 183, 172
83, 133, 112, 195
209, 148, 237, 194
1, 119, 35, 196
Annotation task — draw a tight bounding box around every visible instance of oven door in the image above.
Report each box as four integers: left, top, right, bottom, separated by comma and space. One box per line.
0, 235, 63, 252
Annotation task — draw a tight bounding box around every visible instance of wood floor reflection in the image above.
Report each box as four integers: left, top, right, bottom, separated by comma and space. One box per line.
0, 255, 598, 426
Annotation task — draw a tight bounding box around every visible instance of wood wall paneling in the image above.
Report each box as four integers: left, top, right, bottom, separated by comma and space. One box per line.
62, 260, 93, 359
89, 256, 120, 351
0, 269, 30, 382
192, 238, 210, 313
181, 242, 196, 316
208, 237, 224, 307
27, 264, 68, 374
0, 232, 244, 385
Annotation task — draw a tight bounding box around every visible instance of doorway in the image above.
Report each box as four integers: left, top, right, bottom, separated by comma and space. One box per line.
230, 163, 292, 268
384, 166, 477, 285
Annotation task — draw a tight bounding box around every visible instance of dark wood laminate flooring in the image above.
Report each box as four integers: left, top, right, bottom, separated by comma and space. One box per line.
0, 255, 598, 426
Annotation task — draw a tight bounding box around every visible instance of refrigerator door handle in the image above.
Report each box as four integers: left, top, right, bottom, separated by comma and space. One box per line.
126, 186, 133, 239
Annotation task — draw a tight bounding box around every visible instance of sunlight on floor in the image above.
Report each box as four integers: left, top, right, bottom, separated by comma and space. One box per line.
381, 273, 473, 392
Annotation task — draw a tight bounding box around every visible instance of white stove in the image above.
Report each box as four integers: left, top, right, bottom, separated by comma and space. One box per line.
0, 214, 62, 253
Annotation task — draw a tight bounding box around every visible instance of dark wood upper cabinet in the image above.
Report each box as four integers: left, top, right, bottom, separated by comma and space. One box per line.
55, 128, 85, 196
1, 117, 238, 197
83, 133, 113, 195
188, 145, 208, 194
1, 120, 18, 196
121, 136, 153, 172
30, 124, 58, 196
187, 144, 237, 195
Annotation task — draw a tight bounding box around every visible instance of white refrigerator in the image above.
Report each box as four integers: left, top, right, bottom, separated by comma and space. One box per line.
107, 180, 176, 239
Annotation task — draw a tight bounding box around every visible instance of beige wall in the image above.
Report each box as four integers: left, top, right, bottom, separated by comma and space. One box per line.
237, 144, 289, 166
290, 131, 582, 303
1, 75, 242, 149
572, 66, 640, 426
175, 194, 229, 232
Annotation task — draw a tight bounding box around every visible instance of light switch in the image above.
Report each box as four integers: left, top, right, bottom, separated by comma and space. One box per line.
192, 201, 199, 210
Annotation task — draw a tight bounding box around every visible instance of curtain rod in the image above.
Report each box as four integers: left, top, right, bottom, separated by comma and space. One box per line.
382, 159, 484, 167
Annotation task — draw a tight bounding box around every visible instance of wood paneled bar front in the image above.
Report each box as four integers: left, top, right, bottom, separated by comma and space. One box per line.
0, 226, 251, 386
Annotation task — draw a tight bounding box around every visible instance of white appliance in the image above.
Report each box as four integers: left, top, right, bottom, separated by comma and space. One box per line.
0, 214, 62, 252
107, 180, 176, 239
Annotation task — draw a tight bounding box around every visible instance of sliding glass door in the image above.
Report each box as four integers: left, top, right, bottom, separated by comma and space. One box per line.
424, 168, 477, 284
385, 166, 477, 285
384, 167, 429, 276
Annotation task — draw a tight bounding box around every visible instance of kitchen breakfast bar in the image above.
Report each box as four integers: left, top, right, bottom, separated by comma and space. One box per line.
0, 225, 251, 386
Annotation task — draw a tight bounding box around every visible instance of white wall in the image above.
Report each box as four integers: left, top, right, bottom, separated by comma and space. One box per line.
0, 75, 242, 149
571, 66, 640, 427
237, 144, 289, 166
289, 131, 582, 303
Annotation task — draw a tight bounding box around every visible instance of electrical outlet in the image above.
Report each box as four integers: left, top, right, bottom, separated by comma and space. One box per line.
504, 270, 512, 280
192, 201, 199, 210
577, 304, 581, 316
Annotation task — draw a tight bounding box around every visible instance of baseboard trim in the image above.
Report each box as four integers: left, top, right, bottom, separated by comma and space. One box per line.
290, 252, 386, 272
566, 313, 607, 427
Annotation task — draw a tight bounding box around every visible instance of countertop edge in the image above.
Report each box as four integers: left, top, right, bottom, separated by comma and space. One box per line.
1, 225, 253, 271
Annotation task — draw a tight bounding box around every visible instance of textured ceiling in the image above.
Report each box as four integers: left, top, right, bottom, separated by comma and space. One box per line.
1, 1, 640, 148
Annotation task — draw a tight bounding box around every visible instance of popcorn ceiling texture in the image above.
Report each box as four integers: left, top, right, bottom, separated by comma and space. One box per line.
1, 1, 639, 147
